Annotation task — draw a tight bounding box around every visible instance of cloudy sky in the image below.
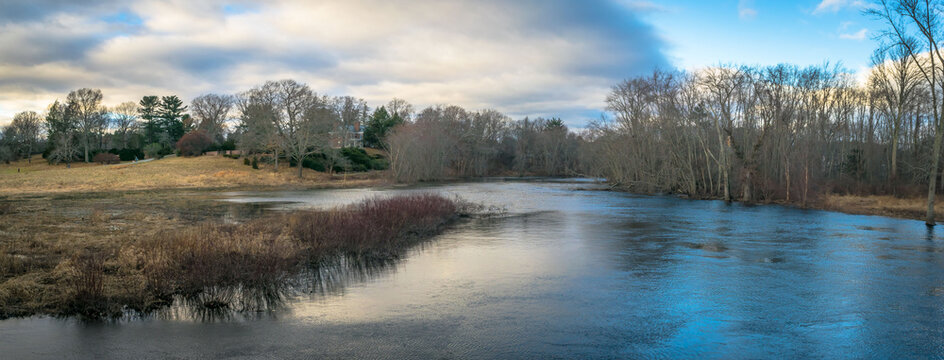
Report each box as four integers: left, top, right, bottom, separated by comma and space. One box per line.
0, 0, 881, 127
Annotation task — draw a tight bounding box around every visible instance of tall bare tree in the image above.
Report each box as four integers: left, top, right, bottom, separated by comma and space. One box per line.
191, 93, 235, 144
871, 0, 944, 225
870, 43, 923, 181
7, 111, 41, 162
66, 88, 104, 163
387, 98, 414, 121
111, 102, 139, 150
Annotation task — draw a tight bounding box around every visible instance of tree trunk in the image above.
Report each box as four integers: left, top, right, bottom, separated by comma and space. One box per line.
928, 116, 942, 226
802, 163, 809, 207
298, 156, 304, 178
785, 161, 791, 203
891, 135, 898, 181
742, 170, 752, 202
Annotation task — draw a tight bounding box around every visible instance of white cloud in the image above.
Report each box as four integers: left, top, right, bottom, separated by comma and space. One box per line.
814, 0, 869, 14
738, 0, 757, 20
0, 0, 668, 127
839, 28, 868, 40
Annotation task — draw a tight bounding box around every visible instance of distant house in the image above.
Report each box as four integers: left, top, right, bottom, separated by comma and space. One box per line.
331, 121, 364, 148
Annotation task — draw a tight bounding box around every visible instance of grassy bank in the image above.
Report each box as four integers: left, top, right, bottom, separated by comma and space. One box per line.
819, 194, 944, 223
0, 191, 473, 319
0, 155, 387, 195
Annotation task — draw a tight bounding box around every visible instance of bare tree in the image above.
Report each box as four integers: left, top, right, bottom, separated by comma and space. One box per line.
870, 0, 944, 225
334, 96, 369, 147
45, 101, 81, 168
236, 90, 278, 162
111, 102, 139, 149
387, 98, 414, 121
191, 93, 235, 144
66, 88, 104, 163
242, 80, 337, 178
871, 42, 924, 184
7, 111, 42, 163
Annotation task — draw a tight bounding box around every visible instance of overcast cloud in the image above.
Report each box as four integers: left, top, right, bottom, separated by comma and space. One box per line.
0, 0, 668, 126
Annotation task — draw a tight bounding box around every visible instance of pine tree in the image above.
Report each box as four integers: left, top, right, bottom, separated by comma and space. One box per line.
139, 96, 160, 144
158, 95, 188, 144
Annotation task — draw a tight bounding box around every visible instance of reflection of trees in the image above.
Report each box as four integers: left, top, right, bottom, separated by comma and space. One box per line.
300, 255, 401, 297
155, 251, 407, 322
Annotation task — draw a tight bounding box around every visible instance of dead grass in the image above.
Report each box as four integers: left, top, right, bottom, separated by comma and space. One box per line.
0, 155, 388, 195
821, 194, 944, 222
0, 191, 468, 319
0, 191, 234, 318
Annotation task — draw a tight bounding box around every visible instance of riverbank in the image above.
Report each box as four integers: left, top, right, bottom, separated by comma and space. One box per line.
0, 190, 471, 319
0, 155, 388, 196
819, 194, 944, 223
605, 183, 944, 224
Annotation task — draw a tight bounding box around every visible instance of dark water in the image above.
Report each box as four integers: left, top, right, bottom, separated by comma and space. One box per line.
4, 180, 944, 359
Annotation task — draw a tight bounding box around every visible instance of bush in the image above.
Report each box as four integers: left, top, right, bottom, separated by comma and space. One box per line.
109, 148, 145, 161
244, 157, 250, 166
92, 153, 120, 165
220, 139, 237, 152
176, 131, 213, 157
251, 158, 259, 169
291, 194, 459, 258
341, 147, 371, 164
143, 143, 164, 159
134, 194, 462, 305
68, 251, 109, 317
370, 158, 389, 170
303, 157, 326, 172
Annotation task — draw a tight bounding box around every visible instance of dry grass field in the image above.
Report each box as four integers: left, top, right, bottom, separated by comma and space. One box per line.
821, 194, 944, 223
0, 155, 387, 195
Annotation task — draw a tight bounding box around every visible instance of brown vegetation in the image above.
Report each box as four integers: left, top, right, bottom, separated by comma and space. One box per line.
176, 130, 213, 156
821, 194, 944, 222
0, 192, 468, 319
92, 153, 120, 164
0, 155, 386, 195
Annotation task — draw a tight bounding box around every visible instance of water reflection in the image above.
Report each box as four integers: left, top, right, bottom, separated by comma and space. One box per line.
4, 180, 944, 359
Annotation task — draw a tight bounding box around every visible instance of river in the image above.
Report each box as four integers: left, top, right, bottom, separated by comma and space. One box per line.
2, 180, 944, 359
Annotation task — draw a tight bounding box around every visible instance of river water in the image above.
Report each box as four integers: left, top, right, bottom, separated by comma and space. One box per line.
3, 180, 944, 359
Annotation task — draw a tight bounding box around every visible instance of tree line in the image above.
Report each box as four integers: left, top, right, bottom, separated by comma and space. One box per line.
582, 0, 944, 226
6, 0, 944, 224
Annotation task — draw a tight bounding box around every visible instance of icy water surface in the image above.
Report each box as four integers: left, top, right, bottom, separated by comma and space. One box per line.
3, 180, 944, 359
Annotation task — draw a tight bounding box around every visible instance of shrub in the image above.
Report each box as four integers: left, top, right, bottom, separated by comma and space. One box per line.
251, 158, 259, 169
143, 143, 164, 159
291, 193, 459, 258
370, 158, 389, 170
176, 131, 213, 157
138, 222, 301, 295
68, 251, 109, 317
220, 139, 237, 152
92, 152, 120, 165
303, 157, 326, 172
110, 148, 145, 161
244, 157, 251, 166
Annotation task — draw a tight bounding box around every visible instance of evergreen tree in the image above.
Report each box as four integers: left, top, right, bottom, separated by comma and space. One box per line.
158, 95, 188, 144
139, 96, 160, 144
364, 106, 403, 149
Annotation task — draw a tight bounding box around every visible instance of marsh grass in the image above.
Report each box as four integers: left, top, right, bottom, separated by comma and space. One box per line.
25, 193, 471, 319
0, 155, 386, 196
67, 251, 108, 317
291, 193, 461, 259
